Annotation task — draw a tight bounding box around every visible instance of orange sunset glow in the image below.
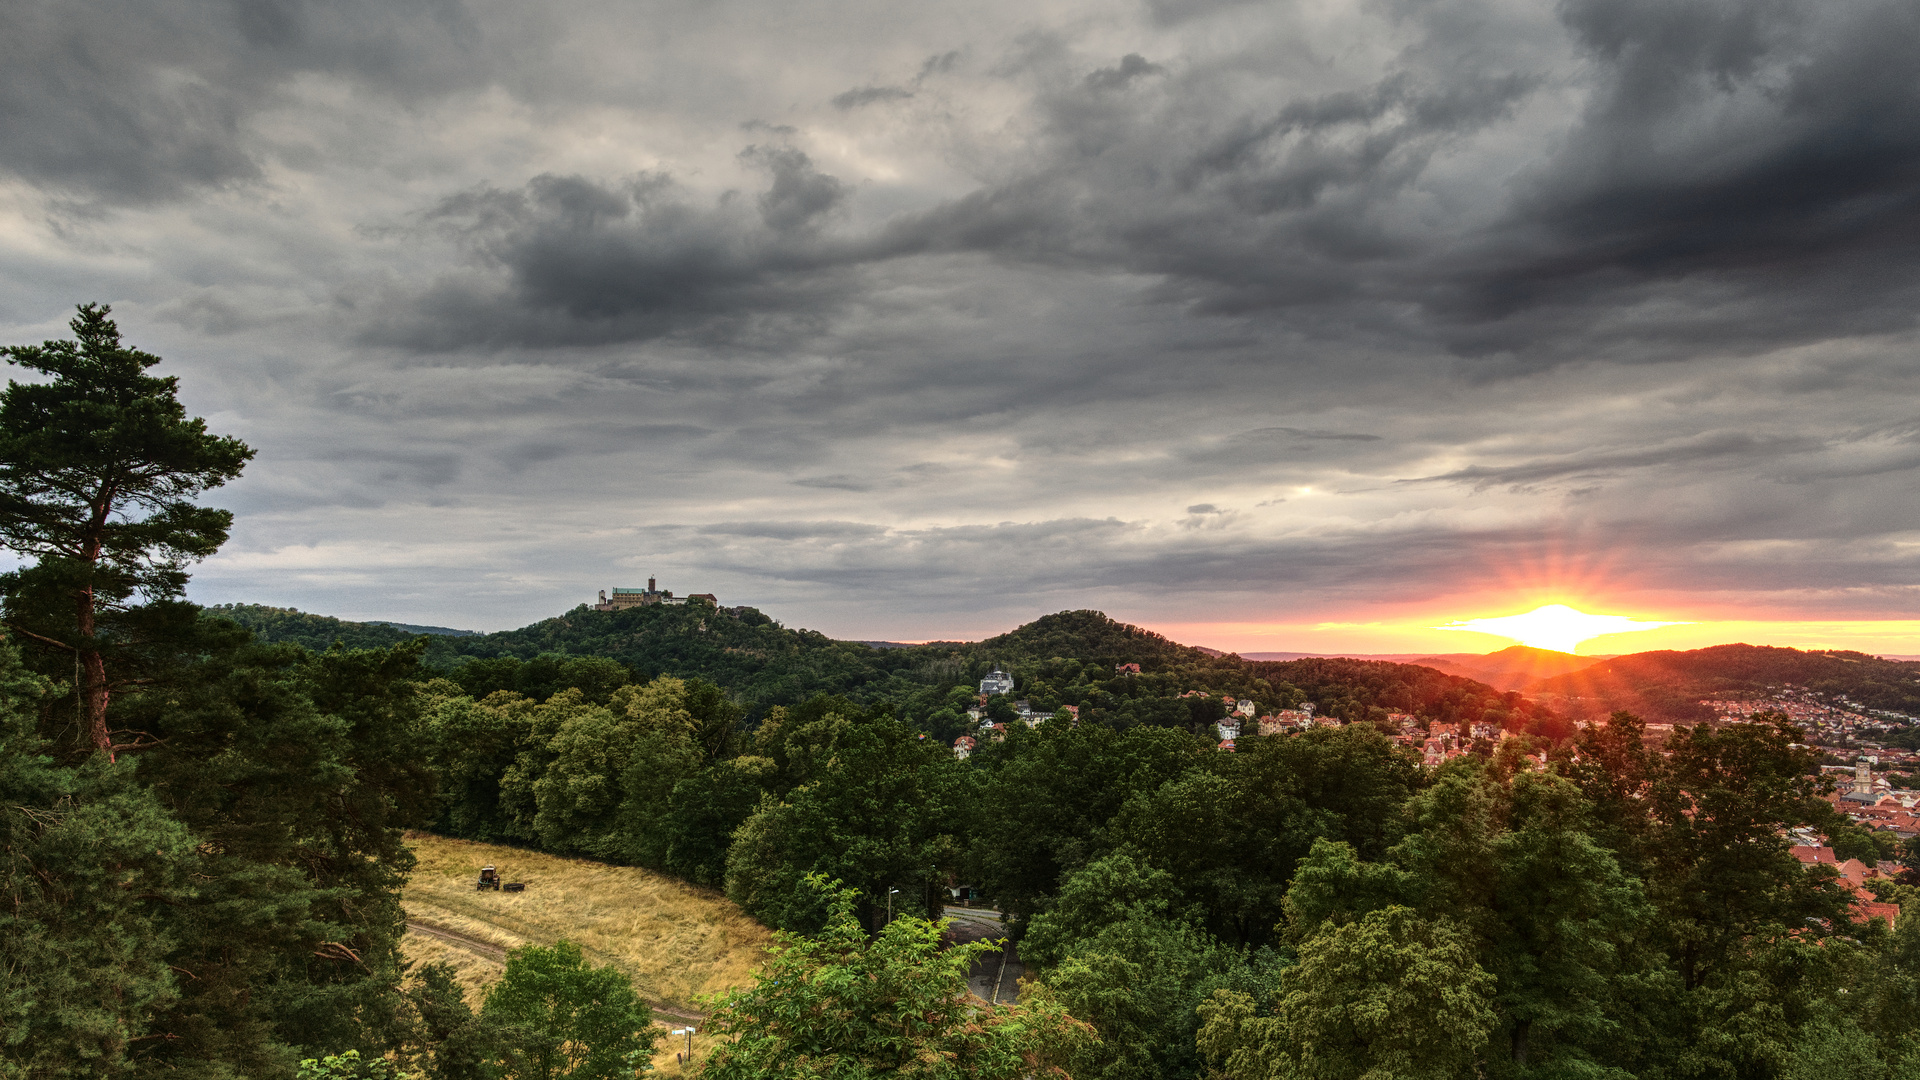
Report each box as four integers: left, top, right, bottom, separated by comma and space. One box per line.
1434, 604, 1684, 653
1149, 609, 1920, 658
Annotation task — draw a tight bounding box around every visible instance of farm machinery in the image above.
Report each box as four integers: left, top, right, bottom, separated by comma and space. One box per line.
475, 866, 527, 892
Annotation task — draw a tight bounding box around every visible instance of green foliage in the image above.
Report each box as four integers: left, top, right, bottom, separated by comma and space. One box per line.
1530, 644, 1920, 722
211, 604, 434, 652
399, 963, 504, 1080
0, 643, 192, 1077
1391, 761, 1648, 1076
1197, 906, 1497, 1080
298, 1049, 414, 1080
1026, 852, 1286, 1080
121, 630, 438, 1073
0, 622, 438, 1077
1830, 822, 1899, 866
479, 941, 655, 1080
699, 876, 1093, 1080
1248, 655, 1560, 733
1638, 716, 1852, 990
421, 683, 527, 843
964, 721, 1204, 928
0, 303, 253, 756
659, 758, 767, 887
724, 704, 961, 932
1104, 725, 1418, 946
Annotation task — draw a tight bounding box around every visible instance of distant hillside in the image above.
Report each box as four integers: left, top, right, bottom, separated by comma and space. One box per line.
1410, 645, 1606, 692
965, 609, 1216, 669
215, 602, 1555, 734
369, 620, 481, 637
1247, 656, 1571, 739
1524, 643, 1920, 722
209, 604, 434, 652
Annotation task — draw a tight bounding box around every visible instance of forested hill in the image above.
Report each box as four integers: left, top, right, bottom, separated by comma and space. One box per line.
215, 602, 1555, 733
207, 604, 437, 652
1249, 656, 1570, 739
1525, 643, 1920, 722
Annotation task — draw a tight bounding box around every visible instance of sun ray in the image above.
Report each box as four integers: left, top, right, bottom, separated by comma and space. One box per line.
1434, 604, 1686, 654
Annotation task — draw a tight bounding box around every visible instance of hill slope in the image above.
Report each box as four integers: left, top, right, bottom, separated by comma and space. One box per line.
1525, 643, 1920, 722
218, 602, 1558, 733
1248, 655, 1570, 738
402, 832, 770, 1013
1410, 645, 1606, 692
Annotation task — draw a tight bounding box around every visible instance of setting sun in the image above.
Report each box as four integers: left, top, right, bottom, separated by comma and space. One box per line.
1436, 604, 1685, 654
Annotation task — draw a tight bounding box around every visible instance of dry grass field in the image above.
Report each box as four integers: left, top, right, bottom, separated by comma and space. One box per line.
397, 832, 772, 1075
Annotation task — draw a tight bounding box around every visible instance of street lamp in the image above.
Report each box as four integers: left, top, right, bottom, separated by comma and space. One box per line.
888, 888, 901, 926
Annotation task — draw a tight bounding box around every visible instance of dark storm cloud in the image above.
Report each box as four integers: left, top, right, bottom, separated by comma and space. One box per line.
0, 0, 509, 203
1427, 0, 1920, 342
355, 0, 1920, 365
7, 0, 1920, 637
369, 152, 865, 348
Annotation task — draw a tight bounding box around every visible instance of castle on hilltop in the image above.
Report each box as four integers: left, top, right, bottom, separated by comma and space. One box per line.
592, 577, 717, 611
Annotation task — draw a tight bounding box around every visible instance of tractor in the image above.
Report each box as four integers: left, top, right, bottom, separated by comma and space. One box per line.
475, 866, 527, 892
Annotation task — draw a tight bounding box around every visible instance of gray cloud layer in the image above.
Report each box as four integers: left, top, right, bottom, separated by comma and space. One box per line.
1, 0, 1917, 639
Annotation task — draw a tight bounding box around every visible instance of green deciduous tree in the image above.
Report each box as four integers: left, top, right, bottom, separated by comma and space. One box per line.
1639, 716, 1852, 991
964, 721, 1202, 930
1197, 906, 1496, 1080
480, 941, 655, 1080
1027, 852, 1286, 1080
0, 303, 252, 758
700, 876, 1094, 1080
1391, 761, 1647, 1077
725, 703, 960, 932
1104, 725, 1417, 947
297, 1049, 413, 1080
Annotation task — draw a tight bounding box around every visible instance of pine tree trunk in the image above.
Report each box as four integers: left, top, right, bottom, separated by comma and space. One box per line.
76, 580, 112, 761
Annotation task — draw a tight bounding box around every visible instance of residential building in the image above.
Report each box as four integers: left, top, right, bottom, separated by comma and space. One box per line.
980, 668, 1015, 696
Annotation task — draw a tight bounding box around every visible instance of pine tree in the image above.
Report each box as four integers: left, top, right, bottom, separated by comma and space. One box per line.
0, 303, 251, 759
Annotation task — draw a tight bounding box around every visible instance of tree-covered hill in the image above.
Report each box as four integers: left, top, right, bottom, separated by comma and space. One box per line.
1524, 643, 1920, 721
219, 601, 919, 712
1250, 656, 1571, 738
960, 609, 1215, 668
1407, 644, 1606, 691
217, 602, 1557, 734
209, 604, 442, 652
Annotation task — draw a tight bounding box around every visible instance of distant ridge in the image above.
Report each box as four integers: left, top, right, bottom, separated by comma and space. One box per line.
367, 620, 482, 637
1410, 645, 1607, 692
1524, 643, 1920, 722
1241, 652, 1447, 662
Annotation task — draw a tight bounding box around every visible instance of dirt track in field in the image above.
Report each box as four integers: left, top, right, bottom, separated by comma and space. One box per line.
404, 917, 706, 1022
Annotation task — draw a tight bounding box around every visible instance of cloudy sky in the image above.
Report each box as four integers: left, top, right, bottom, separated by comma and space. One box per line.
4, 0, 1919, 653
